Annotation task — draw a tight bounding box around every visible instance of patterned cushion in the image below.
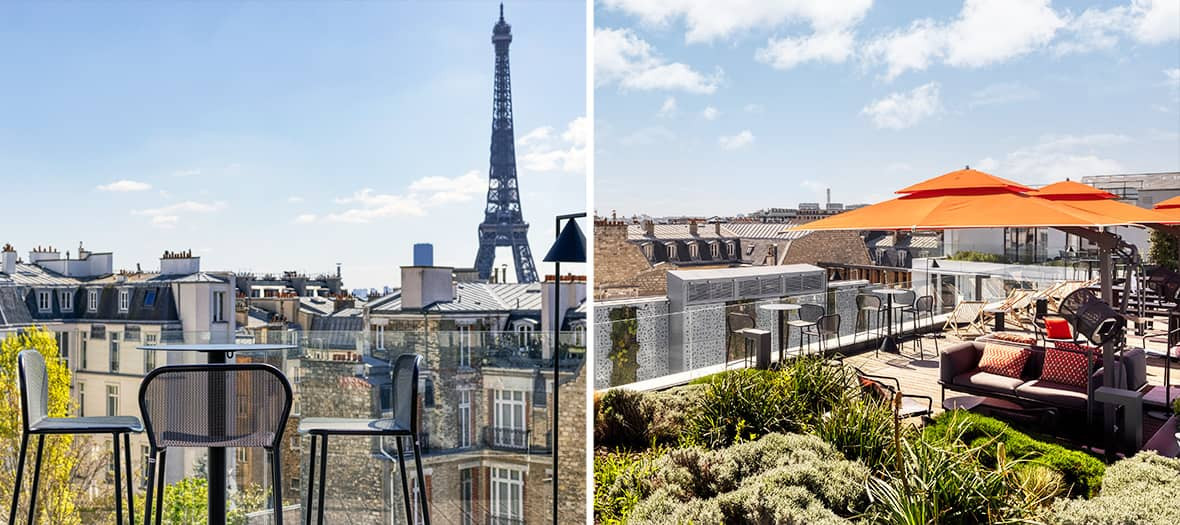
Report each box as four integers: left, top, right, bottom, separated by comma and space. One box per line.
991, 332, 1036, 345
1045, 317, 1072, 340
1041, 346, 1091, 387
977, 343, 1031, 378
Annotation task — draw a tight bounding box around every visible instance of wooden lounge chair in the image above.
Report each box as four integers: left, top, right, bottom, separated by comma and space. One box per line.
983, 289, 1035, 329
943, 300, 987, 337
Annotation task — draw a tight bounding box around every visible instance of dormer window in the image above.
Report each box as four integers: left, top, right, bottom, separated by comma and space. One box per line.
88, 289, 98, 312
59, 290, 73, 312
689, 243, 699, 259
118, 289, 130, 312
727, 241, 736, 257
665, 242, 677, 259
37, 290, 51, 312
641, 243, 653, 259
710, 242, 720, 258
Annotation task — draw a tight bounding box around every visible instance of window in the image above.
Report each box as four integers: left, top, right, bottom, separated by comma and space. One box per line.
80, 333, 88, 370
666, 242, 678, 259
459, 468, 474, 525
641, 243, 653, 259
140, 445, 151, 487
118, 289, 130, 312
109, 332, 120, 372
727, 241, 736, 257
78, 383, 85, 417
533, 375, 547, 408
124, 325, 141, 342
55, 332, 70, 368
410, 476, 427, 525
59, 290, 73, 312
106, 385, 118, 416
423, 379, 435, 408
143, 289, 156, 307
144, 334, 157, 372
457, 326, 471, 368
457, 391, 471, 448
746, 243, 756, 256
490, 468, 523, 523
374, 325, 385, 350
689, 243, 699, 259
37, 290, 51, 312
710, 242, 720, 258
212, 291, 225, 322
515, 324, 533, 353
88, 289, 98, 312
236, 448, 248, 463
493, 390, 526, 448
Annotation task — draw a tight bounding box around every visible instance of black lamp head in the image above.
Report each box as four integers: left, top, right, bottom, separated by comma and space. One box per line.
930, 259, 940, 269
543, 218, 586, 263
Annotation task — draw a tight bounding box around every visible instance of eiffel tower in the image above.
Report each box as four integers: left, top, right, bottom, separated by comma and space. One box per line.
474, 3, 538, 284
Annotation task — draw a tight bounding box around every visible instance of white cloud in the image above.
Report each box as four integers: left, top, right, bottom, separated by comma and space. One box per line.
1131, 0, 1180, 44
756, 30, 856, 69
861, 82, 941, 129
293, 214, 317, 224
619, 126, 675, 146
409, 170, 485, 205
517, 117, 587, 174
325, 189, 425, 223
1054, 0, 1177, 55
1165, 68, 1180, 88
600, 0, 872, 43
658, 96, 677, 117
701, 106, 720, 120
132, 200, 226, 228
287, 196, 304, 204
718, 130, 755, 150
97, 179, 152, 192
595, 28, 721, 93
171, 169, 200, 177
969, 82, 1039, 108
986, 133, 1130, 183
863, 0, 1064, 80
744, 103, 765, 113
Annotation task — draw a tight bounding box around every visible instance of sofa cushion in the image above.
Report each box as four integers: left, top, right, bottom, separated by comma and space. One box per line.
978, 344, 1031, 378
1045, 317, 1072, 339
1015, 380, 1088, 410
953, 370, 1026, 393
1041, 347, 1091, 387
990, 332, 1036, 345
1121, 348, 1147, 391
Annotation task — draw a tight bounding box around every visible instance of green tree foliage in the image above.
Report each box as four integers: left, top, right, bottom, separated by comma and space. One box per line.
158, 477, 268, 525
608, 307, 640, 385
1149, 229, 1178, 270
0, 327, 80, 524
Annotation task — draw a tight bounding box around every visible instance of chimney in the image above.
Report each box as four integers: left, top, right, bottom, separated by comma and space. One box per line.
826, 188, 831, 207
400, 265, 455, 310
689, 220, 698, 237
413, 243, 434, 266
643, 220, 654, 236
714, 222, 722, 235
160, 249, 200, 275
28, 245, 60, 264
78, 241, 89, 260
2, 244, 15, 275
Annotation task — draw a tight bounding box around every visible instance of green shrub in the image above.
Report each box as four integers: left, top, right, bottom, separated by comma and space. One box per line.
687, 368, 808, 447
814, 396, 899, 472
924, 410, 1104, 497
865, 428, 1057, 525
948, 250, 1008, 263
1045, 452, 1180, 525
781, 356, 854, 416
626, 433, 870, 524
595, 389, 650, 451
593, 448, 664, 524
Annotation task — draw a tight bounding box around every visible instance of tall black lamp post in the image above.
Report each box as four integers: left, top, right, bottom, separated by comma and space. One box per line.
541, 212, 586, 525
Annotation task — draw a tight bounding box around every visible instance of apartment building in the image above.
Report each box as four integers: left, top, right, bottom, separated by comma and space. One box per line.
0, 244, 236, 492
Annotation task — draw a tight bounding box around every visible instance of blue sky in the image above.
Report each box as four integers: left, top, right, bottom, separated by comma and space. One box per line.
595, 0, 1180, 217
0, 1, 586, 289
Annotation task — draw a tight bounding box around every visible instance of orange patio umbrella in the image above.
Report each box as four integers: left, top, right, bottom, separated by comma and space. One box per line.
786, 168, 1130, 232
1029, 180, 1178, 224
1152, 196, 1180, 223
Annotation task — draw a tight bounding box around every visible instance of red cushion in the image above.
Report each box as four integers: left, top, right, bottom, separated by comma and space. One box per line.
977, 343, 1031, 379
1045, 317, 1072, 340
1041, 345, 1092, 387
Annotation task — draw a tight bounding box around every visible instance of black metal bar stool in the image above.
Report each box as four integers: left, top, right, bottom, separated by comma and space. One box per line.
297, 354, 430, 525
10, 349, 142, 525
138, 363, 293, 525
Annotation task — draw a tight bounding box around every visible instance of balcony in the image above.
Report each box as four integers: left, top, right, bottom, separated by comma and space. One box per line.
5, 328, 584, 524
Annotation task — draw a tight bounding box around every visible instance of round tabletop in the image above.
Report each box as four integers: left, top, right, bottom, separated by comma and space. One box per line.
759, 303, 802, 311
137, 344, 297, 352
874, 289, 912, 295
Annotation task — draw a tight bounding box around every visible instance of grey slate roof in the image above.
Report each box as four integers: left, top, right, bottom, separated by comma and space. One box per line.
368, 282, 544, 314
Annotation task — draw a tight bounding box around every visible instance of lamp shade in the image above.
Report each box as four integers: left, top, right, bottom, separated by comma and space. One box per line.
543, 218, 586, 263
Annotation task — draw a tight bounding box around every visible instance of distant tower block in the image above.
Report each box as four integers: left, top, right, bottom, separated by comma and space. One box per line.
413, 243, 434, 266
473, 4, 539, 284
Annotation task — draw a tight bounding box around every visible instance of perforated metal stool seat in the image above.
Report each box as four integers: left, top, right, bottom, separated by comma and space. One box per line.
28, 416, 143, 434
298, 354, 430, 525
11, 350, 141, 525
298, 417, 409, 435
